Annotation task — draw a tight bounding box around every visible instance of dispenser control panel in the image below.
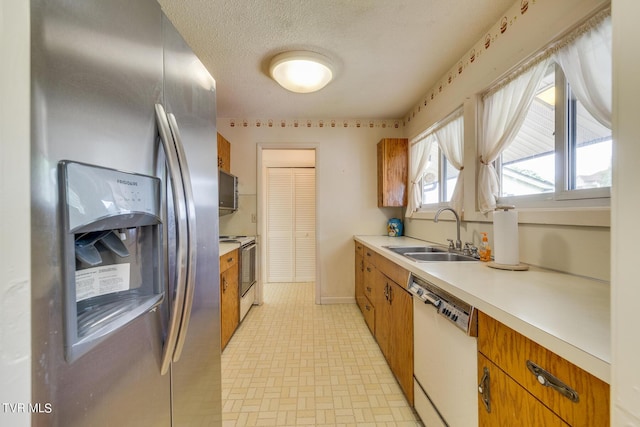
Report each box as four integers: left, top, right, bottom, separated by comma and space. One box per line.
62, 161, 160, 232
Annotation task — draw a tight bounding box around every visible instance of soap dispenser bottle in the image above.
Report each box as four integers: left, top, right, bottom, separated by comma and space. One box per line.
479, 232, 491, 262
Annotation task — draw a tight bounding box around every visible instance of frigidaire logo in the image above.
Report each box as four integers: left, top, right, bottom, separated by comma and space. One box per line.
117, 179, 138, 186
2, 402, 53, 414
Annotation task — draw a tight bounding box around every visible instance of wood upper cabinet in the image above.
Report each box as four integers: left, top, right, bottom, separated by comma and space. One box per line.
220, 249, 239, 350
477, 311, 609, 426
377, 138, 408, 207
217, 132, 231, 173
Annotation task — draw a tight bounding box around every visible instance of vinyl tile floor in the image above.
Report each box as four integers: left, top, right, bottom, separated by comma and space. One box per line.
221, 282, 422, 427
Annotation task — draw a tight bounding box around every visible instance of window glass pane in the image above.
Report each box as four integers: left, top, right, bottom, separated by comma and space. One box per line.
573, 99, 612, 189
500, 66, 556, 197
444, 158, 459, 202
421, 142, 439, 204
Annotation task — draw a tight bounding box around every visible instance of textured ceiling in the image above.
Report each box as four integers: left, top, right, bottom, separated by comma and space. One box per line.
158, 0, 515, 120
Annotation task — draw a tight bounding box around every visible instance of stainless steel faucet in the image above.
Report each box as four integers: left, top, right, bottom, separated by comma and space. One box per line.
434, 207, 462, 251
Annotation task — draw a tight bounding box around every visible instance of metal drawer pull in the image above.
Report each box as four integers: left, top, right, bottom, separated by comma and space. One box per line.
526, 360, 580, 403
478, 367, 491, 413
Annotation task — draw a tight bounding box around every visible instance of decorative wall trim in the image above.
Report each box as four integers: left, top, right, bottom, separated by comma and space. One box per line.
403, 0, 537, 126
226, 118, 402, 129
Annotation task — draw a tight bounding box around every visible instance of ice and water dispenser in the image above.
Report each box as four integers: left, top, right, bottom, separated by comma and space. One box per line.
59, 161, 164, 362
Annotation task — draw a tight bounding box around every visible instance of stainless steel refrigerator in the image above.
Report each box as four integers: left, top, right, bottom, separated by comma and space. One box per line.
30, 0, 221, 425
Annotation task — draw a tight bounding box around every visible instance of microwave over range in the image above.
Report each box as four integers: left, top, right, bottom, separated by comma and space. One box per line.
219, 170, 238, 215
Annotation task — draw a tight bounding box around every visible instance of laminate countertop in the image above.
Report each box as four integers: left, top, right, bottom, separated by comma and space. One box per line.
355, 235, 610, 383
219, 241, 240, 257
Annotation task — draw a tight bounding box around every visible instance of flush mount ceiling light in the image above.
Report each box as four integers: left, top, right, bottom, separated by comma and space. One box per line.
269, 51, 334, 93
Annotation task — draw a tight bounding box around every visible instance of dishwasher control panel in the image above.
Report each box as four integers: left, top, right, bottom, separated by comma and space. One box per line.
408, 274, 477, 336
439, 300, 470, 332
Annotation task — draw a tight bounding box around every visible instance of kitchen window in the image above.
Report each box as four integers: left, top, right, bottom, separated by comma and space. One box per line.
422, 145, 459, 205
498, 63, 612, 203
479, 9, 611, 213
406, 108, 464, 217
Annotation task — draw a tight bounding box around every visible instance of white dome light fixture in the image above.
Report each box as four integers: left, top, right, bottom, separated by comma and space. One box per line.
269, 51, 334, 93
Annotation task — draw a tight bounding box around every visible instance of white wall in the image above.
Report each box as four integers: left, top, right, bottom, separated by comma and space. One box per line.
611, 0, 640, 424
401, 0, 611, 281
217, 121, 404, 303
0, 1, 31, 426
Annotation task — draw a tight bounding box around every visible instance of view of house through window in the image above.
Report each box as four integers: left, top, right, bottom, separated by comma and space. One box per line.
499, 63, 612, 198
422, 144, 459, 204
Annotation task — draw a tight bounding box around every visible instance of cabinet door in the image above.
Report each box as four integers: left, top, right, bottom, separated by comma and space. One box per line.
478, 354, 569, 426
377, 138, 408, 207
217, 132, 231, 173
220, 262, 239, 350
374, 269, 391, 362
478, 311, 610, 426
388, 281, 414, 405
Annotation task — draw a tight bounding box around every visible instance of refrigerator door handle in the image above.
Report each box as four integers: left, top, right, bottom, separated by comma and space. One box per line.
155, 103, 189, 375
166, 112, 197, 363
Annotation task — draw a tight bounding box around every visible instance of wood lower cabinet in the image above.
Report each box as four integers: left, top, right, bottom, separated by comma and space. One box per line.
355, 242, 376, 334
477, 311, 609, 426
354, 241, 413, 405
220, 249, 239, 350
374, 262, 413, 405
377, 138, 408, 207
355, 242, 365, 309
217, 132, 231, 173
478, 354, 569, 426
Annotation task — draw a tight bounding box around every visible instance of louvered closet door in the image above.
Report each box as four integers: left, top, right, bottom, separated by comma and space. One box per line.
293, 168, 316, 282
266, 167, 316, 283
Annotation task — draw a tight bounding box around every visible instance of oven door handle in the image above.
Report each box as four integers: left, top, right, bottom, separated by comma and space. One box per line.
241, 243, 257, 252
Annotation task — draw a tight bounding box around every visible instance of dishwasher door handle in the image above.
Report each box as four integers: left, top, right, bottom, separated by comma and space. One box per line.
423, 292, 441, 308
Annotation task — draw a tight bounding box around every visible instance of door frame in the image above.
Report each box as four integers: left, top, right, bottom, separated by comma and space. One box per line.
257, 144, 320, 304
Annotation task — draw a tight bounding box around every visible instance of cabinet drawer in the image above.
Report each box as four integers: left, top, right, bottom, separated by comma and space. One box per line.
478, 312, 609, 427
355, 240, 364, 258
220, 248, 238, 273
363, 261, 376, 301
376, 255, 409, 288
478, 354, 569, 426
363, 246, 377, 266
361, 297, 375, 334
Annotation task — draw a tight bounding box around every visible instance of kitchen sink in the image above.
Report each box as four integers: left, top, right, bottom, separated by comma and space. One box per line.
384, 245, 448, 255
384, 245, 478, 262
404, 252, 478, 262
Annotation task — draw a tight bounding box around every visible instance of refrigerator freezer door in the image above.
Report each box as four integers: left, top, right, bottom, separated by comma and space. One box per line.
31, 1, 171, 425
162, 15, 222, 426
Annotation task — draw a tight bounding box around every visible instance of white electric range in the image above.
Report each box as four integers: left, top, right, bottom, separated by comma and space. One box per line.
219, 235, 257, 321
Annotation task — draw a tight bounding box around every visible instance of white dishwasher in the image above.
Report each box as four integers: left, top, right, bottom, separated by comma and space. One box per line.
409, 274, 478, 427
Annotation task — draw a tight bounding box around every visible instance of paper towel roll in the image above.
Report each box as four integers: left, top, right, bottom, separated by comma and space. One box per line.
493, 208, 519, 265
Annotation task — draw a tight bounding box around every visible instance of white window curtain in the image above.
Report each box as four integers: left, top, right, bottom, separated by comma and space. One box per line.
435, 114, 464, 213
405, 133, 436, 217
554, 14, 611, 128
478, 58, 551, 213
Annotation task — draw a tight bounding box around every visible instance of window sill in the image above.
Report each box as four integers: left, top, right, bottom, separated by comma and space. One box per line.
410, 206, 610, 227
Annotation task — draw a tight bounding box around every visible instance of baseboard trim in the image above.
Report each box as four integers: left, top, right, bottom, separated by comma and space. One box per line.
319, 296, 356, 304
